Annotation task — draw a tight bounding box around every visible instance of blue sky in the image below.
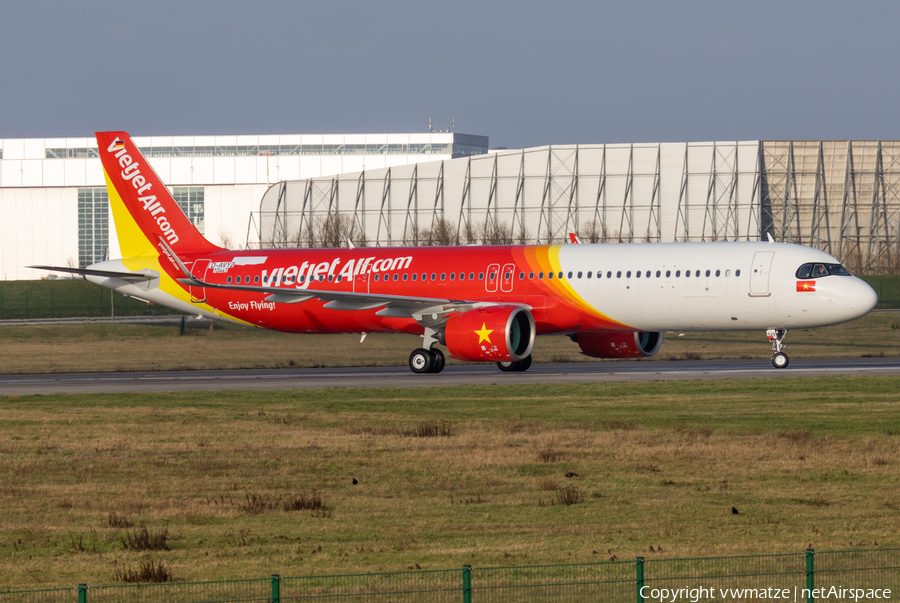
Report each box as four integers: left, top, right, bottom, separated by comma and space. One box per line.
2, 1, 898, 148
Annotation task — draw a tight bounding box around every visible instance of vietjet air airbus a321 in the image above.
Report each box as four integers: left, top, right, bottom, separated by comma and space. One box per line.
32, 132, 878, 373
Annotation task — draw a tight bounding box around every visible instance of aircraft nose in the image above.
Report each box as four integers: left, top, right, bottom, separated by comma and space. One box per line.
849, 278, 878, 316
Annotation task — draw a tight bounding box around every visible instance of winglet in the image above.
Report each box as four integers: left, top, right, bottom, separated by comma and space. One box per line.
767, 233, 775, 244
568, 233, 581, 244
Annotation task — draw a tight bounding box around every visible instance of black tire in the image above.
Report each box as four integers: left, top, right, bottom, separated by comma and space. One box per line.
497, 354, 532, 372
516, 354, 533, 372
409, 348, 434, 374
772, 352, 789, 369
429, 348, 446, 373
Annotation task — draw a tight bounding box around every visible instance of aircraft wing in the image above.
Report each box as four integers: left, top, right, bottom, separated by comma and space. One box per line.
177, 275, 474, 316
28, 265, 160, 282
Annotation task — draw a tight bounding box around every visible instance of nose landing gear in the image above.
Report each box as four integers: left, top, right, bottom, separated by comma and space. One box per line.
767, 329, 789, 369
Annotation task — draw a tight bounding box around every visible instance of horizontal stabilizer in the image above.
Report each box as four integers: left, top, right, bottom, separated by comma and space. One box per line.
29, 265, 160, 281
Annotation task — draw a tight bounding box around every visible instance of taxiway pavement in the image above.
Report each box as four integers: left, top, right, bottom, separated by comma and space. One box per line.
1, 357, 898, 396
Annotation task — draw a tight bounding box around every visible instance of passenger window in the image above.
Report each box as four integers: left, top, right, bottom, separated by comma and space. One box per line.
469, 273, 475, 280
705, 270, 710, 277
328, 275, 334, 282
715, 269, 720, 277
374, 274, 380, 282
675, 270, 680, 277
607, 271, 612, 278
227, 276, 232, 284
300, 275, 306, 283
695, 270, 700, 277
538, 272, 544, 279
617, 271, 622, 278
577, 272, 582, 279
459, 273, 465, 281
558, 272, 563, 279
627, 271, 632, 278
519, 272, 525, 280
665, 270, 670, 277
567, 271, 573, 279
686, 271, 691, 277
587, 272, 592, 278
489, 272, 495, 279
432, 273, 437, 280
636, 271, 641, 278
390, 274, 396, 281
656, 270, 661, 277
449, 273, 455, 280
412, 273, 417, 281
337, 276, 342, 283
440, 273, 446, 281
403, 274, 408, 281
529, 272, 534, 279
478, 272, 484, 280
548, 272, 554, 279
736, 269, 741, 277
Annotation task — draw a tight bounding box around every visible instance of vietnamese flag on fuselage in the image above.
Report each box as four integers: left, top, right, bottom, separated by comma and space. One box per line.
796, 280, 816, 292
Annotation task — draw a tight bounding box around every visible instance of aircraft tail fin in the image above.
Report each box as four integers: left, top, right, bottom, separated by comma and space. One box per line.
95, 131, 222, 259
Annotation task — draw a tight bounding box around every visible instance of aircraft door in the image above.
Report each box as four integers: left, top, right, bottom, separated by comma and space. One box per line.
190, 259, 211, 303
749, 251, 775, 296
500, 263, 516, 292
354, 271, 369, 293
485, 263, 500, 293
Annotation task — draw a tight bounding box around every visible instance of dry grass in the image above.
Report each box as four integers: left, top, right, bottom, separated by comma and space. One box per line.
0, 313, 897, 375
1, 378, 899, 588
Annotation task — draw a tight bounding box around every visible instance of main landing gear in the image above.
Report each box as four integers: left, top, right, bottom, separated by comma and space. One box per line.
767, 329, 789, 369
408, 348, 445, 374
497, 355, 533, 372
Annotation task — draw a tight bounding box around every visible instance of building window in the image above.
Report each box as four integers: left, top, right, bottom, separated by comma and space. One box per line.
78, 188, 109, 267
171, 187, 205, 234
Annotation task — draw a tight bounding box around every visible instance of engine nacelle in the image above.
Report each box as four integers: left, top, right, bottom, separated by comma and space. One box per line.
441, 306, 535, 362
574, 331, 663, 359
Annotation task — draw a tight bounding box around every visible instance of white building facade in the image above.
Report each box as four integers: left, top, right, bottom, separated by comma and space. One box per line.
0, 132, 488, 280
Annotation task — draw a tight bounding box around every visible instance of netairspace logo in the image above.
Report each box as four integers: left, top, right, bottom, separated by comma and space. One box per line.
640, 585, 891, 602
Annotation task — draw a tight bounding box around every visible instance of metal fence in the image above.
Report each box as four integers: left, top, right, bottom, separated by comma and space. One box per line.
2, 548, 898, 603
0, 282, 179, 320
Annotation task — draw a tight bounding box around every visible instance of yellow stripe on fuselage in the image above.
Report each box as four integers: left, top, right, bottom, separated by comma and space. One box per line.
103, 168, 250, 326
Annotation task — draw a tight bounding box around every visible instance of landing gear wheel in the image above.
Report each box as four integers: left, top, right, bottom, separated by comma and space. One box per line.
772, 352, 789, 369
429, 348, 446, 373
766, 329, 789, 369
497, 354, 533, 372
409, 348, 434, 374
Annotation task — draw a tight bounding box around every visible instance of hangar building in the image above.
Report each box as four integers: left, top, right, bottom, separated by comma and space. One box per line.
254, 140, 900, 274
1, 132, 488, 280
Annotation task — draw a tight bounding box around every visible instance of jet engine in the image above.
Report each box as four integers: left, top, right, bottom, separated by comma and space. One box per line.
574, 331, 663, 359
440, 306, 535, 362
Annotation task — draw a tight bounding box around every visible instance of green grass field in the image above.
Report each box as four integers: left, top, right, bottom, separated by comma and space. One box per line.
0, 311, 897, 375
2, 377, 899, 588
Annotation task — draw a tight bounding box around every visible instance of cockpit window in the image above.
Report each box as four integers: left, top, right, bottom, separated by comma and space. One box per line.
795, 263, 851, 279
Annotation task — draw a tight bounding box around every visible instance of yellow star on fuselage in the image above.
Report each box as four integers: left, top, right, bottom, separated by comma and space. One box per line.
475, 323, 493, 344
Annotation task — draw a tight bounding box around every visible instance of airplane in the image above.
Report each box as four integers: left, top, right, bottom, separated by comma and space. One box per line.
30, 132, 878, 374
